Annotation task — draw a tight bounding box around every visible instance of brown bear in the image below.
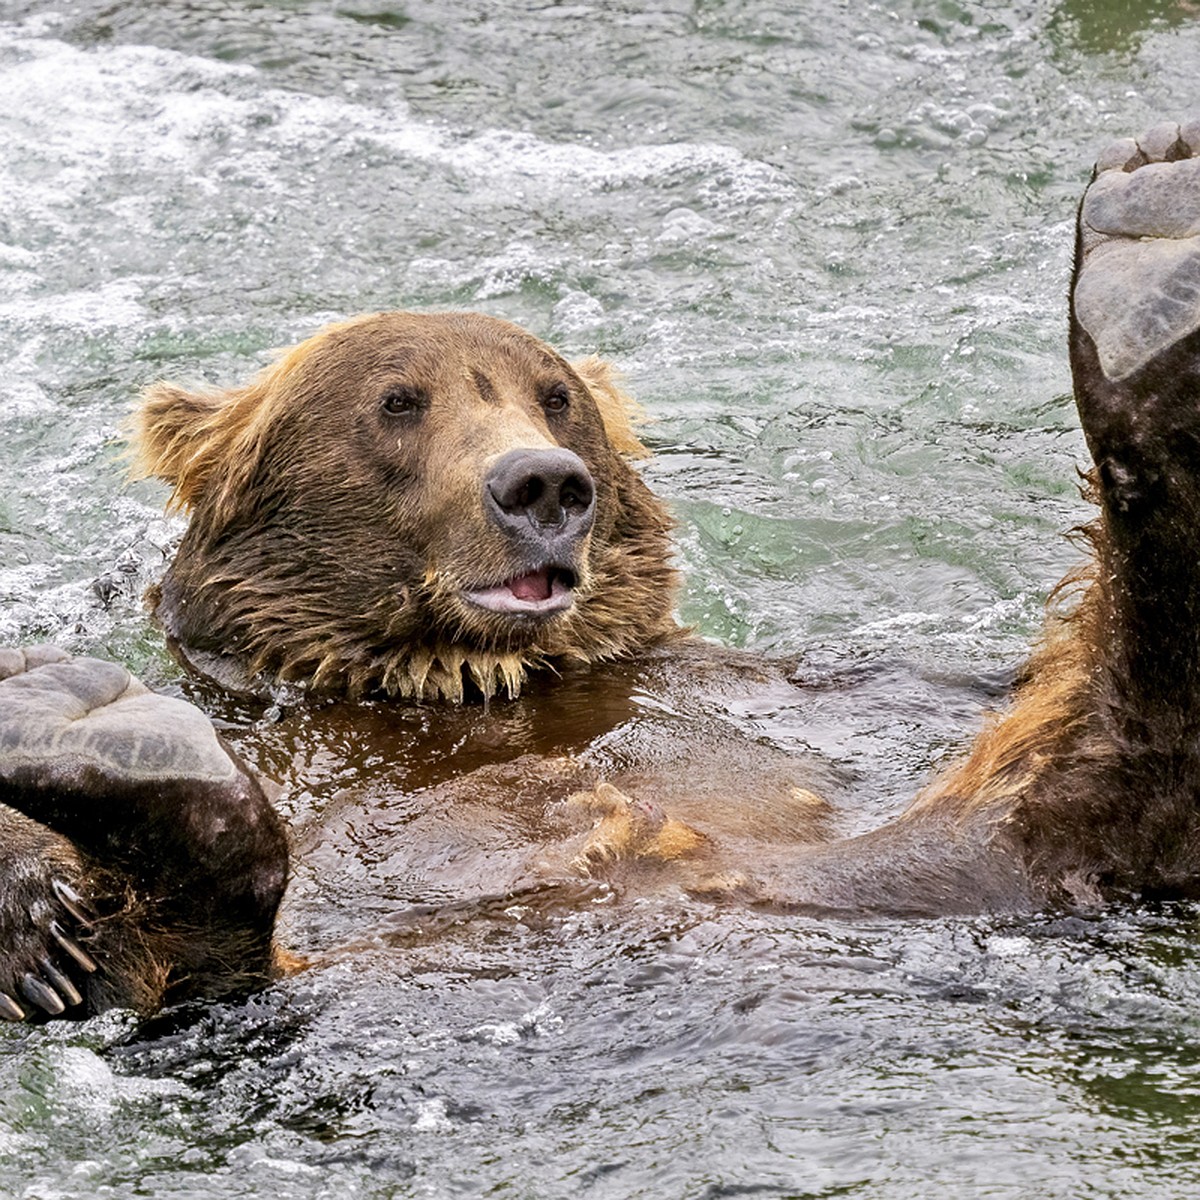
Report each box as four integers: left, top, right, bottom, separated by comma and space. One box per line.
3, 119, 1200, 1020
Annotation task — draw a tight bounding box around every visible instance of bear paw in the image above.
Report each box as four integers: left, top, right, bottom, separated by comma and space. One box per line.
568, 782, 710, 876
1075, 119, 1200, 384
1071, 119, 1200, 514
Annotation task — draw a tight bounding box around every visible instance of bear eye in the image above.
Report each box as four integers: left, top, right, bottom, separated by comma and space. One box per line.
542, 384, 571, 415
380, 386, 426, 417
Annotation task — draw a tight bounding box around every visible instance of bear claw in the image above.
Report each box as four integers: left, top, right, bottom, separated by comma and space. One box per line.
20, 972, 65, 1016
51, 879, 96, 929
37, 959, 82, 1008
49, 921, 97, 974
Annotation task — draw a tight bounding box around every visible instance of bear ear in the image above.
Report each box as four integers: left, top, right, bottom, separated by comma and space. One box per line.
570, 356, 651, 459
130, 382, 249, 513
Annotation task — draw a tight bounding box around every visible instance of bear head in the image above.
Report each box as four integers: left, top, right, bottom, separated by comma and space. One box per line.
132, 311, 681, 702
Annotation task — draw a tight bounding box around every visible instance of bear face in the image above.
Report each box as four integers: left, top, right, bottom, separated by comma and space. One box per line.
134, 312, 681, 701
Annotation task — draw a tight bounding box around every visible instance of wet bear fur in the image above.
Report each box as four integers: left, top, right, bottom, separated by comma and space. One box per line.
134, 312, 681, 703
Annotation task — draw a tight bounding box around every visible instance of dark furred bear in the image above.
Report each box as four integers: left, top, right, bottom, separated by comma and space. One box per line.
3, 121, 1200, 1019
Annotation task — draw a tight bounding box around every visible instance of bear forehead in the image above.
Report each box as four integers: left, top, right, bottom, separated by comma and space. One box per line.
282, 311, 570, 386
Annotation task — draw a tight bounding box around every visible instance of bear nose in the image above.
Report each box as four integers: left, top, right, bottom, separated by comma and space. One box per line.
485, 449, 596, 541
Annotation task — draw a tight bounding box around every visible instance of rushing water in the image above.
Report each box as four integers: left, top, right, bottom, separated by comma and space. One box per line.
4, 0, 1200, 1196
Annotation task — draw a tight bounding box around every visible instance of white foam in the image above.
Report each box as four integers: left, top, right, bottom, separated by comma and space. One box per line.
412, 1096, 455, 1132
468, 998, 561, 1045
0, 21, 781, 235
243, 1155, 322, 1177
0, 279, 148, 335
988, 935, 1033, 957
43, 1046, 192, 1121
0, 378, 52, 418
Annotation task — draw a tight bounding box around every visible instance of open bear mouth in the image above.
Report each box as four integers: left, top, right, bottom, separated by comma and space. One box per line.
461, 566, 577, 617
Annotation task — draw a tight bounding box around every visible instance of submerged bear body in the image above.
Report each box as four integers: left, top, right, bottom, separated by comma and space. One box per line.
4, 122, 1200, 1018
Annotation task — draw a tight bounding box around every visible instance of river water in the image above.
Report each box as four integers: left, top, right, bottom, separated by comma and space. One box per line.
3, 0, 1200, 1196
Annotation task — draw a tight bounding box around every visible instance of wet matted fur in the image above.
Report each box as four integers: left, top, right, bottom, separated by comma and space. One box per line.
133, 312, 682, 702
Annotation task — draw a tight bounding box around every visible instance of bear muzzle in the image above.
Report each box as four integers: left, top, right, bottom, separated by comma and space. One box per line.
461, 449, 597, 619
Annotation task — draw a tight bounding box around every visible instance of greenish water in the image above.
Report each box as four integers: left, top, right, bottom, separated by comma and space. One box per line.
3, 1, 1200, 1196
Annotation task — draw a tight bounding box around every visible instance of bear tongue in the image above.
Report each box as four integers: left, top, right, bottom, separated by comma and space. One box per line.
509, 568, 553, 602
